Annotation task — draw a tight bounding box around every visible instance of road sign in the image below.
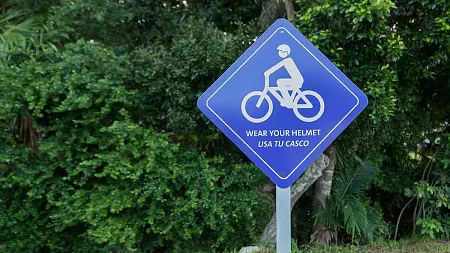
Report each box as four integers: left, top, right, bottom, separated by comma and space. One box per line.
197, 18, 368, 188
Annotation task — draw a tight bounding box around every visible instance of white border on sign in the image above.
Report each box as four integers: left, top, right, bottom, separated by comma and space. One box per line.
206, 27, 360, 180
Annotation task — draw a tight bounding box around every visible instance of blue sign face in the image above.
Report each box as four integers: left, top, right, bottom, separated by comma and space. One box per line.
197, 18, 368, 188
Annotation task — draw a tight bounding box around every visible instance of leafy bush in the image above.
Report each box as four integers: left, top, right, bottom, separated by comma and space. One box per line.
403, 135, 450, 239
0, 39, 269, 252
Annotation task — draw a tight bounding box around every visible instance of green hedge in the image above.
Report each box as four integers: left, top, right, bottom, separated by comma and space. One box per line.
0, 40, 269, 252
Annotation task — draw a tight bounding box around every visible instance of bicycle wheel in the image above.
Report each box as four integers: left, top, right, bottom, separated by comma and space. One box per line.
293, 90, 324, 122
241, 91, 273, 123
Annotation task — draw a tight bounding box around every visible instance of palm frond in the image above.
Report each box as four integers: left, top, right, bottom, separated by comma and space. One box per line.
312, 197, 340, 245
312, 197, 341, 231
1, 0, 26, 9
0, 1, 37, 53
365, 204, 389, 242
333, 157, 376, 199
365, 209, 376, 242
335, 145, 347, 170
312, 228, 337, 245
343, 200, 368, 238
314, 152, 385, 244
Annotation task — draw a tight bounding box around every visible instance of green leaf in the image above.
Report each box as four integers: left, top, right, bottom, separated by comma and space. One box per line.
344, 200, 368, 238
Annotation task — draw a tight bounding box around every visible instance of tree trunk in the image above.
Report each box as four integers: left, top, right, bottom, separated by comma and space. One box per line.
284, 0, 295, 22
259, 0, 295, 29
258, 153, 330, 245
312, 143, 337, 244
259, 0, 285, 30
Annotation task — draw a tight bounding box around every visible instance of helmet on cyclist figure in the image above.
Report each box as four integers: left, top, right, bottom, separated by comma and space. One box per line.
277, 44, 291, 58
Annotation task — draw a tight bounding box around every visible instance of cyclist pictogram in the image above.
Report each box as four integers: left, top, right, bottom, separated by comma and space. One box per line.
241, 44, 324, 123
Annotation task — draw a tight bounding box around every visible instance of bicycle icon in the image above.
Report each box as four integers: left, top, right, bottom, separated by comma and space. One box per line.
241, 44, 324, 123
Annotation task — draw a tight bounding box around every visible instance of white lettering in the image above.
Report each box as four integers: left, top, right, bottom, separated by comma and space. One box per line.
247, 129, 320, 137
246, 130, 268, 137
258, 140, 272, 148
274, 140, 284, 147
269, 129, 290, 137
285, 140, 310, 147
290, 129, 321, 136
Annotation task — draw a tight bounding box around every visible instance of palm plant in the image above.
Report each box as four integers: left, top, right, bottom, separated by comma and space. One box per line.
0, 1, 35, 53
0, 0, 56, 58
312, 153, 389, 245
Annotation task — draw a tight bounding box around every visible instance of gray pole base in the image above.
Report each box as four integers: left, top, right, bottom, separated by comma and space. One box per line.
276, 186, 291, 253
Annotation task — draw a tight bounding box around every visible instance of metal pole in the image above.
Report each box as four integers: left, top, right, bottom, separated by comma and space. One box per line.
276, 186, 291, 253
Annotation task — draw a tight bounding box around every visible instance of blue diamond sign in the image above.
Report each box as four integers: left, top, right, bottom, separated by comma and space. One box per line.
197, 18, 368, 188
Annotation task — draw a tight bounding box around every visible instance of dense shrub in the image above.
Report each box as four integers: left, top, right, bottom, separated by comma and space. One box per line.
0, 40, 269, 252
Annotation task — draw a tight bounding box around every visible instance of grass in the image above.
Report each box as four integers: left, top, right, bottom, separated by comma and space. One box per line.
296, 237, 450, 253
227, 237, 450, 253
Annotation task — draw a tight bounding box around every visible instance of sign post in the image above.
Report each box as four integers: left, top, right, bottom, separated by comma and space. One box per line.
276, 186, 291, 252
197, 18, 368, 252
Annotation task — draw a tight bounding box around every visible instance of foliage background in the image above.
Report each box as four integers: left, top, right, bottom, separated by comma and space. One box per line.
1, 0, 450, 252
